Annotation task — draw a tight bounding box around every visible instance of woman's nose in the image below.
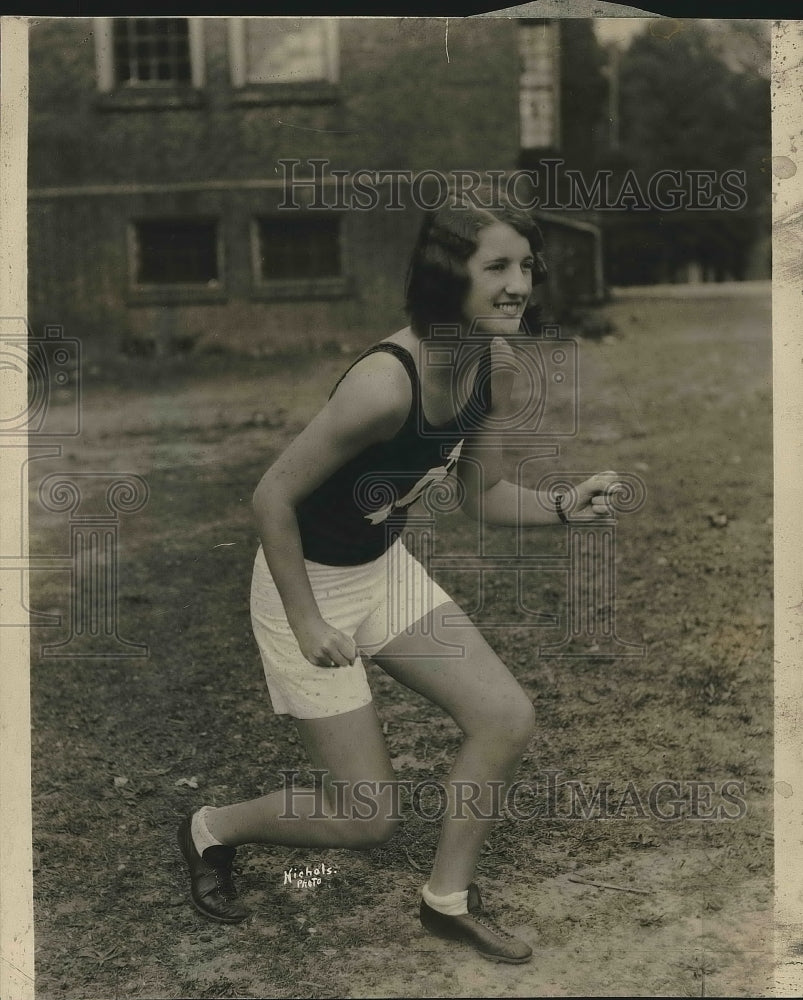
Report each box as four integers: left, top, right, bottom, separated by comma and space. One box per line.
505, 267, 531, 297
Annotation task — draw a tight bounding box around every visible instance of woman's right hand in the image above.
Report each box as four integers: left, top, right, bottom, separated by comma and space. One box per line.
292, 616, 358, 668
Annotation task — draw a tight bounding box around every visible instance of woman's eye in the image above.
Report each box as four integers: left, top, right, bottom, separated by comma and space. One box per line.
522, 260, 534, 271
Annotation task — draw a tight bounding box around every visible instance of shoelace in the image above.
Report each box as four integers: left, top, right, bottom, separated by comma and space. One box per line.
472, 912, 514, 939
212, 862, 238, 900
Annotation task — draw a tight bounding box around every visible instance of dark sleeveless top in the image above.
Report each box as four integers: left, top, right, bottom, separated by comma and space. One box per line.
295, 342, 491, 566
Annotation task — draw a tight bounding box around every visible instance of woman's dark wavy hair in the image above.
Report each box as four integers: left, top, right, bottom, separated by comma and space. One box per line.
404, 190, 548, 337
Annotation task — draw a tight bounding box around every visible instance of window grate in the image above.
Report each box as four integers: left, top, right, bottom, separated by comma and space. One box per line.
113, 18, 192, 86
257, 216, 342, 281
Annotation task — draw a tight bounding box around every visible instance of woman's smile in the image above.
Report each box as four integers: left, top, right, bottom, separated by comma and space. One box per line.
493, 301, 523, 316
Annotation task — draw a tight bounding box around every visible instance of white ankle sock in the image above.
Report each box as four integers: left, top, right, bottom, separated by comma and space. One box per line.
422, 882, 469, 916
191, 806, 223, 855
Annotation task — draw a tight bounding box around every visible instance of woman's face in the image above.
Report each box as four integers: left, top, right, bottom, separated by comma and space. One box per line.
461, 221, 534, 335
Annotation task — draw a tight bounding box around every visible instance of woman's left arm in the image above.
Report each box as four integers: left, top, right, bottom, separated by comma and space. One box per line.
457, 338, 621, 526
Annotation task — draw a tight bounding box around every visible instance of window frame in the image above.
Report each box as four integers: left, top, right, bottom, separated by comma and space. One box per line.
518, 18, 562, 153
127, 215, 226, 305
250, 212, 350, 301
95, 17, 206, 110
227, 17, 340, 106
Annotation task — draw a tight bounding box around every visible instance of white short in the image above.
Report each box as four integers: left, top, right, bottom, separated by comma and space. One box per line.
250, 538, 453, 720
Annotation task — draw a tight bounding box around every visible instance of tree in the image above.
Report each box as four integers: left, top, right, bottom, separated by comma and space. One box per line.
559, 20, 609, 170
608, 20, 770, 284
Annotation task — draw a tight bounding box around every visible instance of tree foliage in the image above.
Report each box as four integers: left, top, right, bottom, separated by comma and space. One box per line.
608, 20, 770, 284
619, 21, 768, 186
559, 19, 609, 168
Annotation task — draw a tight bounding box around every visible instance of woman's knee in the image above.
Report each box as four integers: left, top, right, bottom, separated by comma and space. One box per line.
500, 695, 537, 751
468, 685, 536, 751
336, 813, 402, 850
322, 780, 404, 848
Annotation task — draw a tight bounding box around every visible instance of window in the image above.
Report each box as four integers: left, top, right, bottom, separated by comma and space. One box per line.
129, 218, 224, 302
228, 18, 338, 102
258, 216, 340, 280
252, 215, 348, 299
113, 19, 191, 86
95, 17, 205, 105
519, 20, 560, 150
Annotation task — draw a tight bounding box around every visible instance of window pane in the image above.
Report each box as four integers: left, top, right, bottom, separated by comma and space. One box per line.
113, 17, 192, 87
135, 220, 218, 285
167, 18, 188, 38
245, 19, 329, 84
258, 217, 341, 280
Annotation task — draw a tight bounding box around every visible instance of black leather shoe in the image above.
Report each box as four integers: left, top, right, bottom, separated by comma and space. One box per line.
420, 883, 532, 964
177, 815, 249, 924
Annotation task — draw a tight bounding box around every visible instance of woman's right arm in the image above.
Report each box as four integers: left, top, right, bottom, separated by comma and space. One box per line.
252, 354, 410, 669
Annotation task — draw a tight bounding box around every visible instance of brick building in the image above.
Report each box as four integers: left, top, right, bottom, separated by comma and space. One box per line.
28, 17, 603, 357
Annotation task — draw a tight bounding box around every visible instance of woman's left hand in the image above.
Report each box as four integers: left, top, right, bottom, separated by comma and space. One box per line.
571, 471, 624, 518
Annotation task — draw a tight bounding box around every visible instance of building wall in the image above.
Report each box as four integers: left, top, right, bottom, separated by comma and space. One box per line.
29, 17, 522, 185
29, 184, 426, 355
28, 17, 530, 356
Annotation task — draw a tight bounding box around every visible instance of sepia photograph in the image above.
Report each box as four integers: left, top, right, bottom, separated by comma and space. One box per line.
1, 7, 799, 998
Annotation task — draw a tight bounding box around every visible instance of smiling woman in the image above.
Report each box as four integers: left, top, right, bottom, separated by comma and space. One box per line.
176, 186, 623, 964
462, 223, 535, 332
404, 194, 548, 337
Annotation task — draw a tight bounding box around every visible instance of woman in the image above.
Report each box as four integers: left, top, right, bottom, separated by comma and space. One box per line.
178, 192, 620, 964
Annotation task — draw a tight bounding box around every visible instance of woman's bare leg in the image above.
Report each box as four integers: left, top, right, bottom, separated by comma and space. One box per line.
371, 602, 536, 894
203, 702, 401, 850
